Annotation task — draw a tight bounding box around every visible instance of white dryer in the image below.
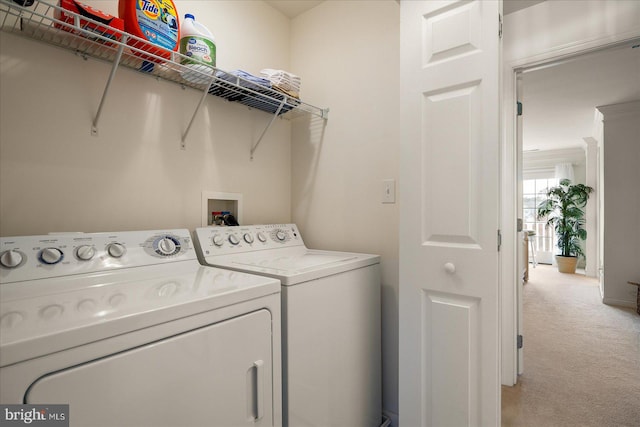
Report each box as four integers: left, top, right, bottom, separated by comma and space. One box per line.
193, 224, 381, 427
0, 229, 281, 427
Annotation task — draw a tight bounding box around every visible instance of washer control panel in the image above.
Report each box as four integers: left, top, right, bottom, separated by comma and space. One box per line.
0, 229, 194, 284
194, 224, 305, 256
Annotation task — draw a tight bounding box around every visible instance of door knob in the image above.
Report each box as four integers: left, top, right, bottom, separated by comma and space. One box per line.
444, 262, 456, 274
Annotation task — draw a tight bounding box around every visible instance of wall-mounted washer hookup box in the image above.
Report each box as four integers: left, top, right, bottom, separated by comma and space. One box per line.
201, 191, 243, 226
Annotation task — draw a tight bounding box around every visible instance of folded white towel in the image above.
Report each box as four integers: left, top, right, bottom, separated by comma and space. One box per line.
260, 69, 301, 93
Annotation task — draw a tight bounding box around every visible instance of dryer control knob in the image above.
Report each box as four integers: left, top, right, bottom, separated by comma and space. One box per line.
40, 248, 63, 265
212, 235, 224, 247
0, 311, 24, 329
157, 238, 177, 255
76, 245, 96, 261
257, 232, 267, 243
276, 231, 286, 241
244, 233, 254, 244
157, 282, 179, 297
77, 299, 97, 314
107, 243, 126, 258
0, 250, 23, 268
109, 293, 126, 307
228, 234, 240, 245
39, 304, 63, 320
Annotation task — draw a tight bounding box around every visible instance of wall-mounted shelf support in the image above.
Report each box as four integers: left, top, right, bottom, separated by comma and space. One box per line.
91, 36, 127, 136
250, 99, 285, 160
181, 74, 217, 150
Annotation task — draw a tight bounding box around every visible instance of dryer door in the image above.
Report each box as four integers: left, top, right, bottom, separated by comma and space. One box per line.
26, 309, 273, 427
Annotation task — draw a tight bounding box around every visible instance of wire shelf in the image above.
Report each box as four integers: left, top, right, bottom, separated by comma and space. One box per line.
0, 0, 328, 122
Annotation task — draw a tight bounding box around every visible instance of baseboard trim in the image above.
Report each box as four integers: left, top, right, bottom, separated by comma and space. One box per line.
603, 297, 635, 308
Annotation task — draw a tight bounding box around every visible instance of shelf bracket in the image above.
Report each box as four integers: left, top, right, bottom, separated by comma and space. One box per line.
250, 99, 285, 160
91, 35, 127, 136
181, 74, 216, 150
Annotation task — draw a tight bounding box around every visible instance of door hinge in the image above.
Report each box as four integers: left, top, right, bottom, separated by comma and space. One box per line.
517, 334, 524, 349
517, 101, 523, 116
497, 229, 502, 252
499, 13, 503, 39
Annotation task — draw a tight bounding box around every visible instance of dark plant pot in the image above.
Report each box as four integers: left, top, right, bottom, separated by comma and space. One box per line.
556, 255, 578, 274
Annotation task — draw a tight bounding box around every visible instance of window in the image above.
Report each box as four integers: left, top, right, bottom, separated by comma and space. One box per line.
523, 178, 558, 262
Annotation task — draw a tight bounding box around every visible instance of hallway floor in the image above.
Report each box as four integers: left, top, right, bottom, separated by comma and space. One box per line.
501, 264, 640, 427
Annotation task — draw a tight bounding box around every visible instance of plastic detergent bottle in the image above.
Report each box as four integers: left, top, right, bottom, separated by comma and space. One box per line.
179, 14, 216, 83
118, 0, 180, 62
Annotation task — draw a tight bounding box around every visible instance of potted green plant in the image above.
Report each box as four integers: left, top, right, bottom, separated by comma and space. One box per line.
537, 179, 594, 274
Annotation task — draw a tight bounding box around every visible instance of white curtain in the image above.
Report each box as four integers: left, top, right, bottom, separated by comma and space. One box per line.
555, 163, 574, 183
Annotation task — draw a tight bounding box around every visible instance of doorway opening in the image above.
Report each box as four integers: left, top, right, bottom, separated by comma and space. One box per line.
508, 35, 640, 388
503, 38, 640, 426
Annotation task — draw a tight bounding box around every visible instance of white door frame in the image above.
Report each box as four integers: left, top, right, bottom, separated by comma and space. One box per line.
500, 32, 640, 386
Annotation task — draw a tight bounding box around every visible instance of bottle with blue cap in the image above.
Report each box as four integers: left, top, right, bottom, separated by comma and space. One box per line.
179, 13, 216, 84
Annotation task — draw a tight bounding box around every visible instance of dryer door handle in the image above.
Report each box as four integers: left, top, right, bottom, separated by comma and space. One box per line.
248, 360, 264, 421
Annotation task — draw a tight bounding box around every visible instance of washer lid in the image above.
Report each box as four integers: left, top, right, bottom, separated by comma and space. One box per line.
205, 248, 380, 285
0, 261, 280, 367
232, 252, 358, 271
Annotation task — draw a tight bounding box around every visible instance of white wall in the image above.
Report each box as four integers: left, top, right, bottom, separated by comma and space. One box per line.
289, 1, 400, 423
598, 101, 640, 308
505, 0, 640, 63
0, 1, 293, 236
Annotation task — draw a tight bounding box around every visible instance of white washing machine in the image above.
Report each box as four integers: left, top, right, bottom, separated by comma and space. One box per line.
193, 224, 381, 427
0, 229, 282, 427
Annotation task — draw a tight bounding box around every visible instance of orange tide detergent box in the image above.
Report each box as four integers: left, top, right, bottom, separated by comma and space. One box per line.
54, 0, 125, 44
118, 0, 180, 62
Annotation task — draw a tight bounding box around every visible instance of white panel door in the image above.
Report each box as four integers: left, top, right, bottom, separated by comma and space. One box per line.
399, 1, 501, 426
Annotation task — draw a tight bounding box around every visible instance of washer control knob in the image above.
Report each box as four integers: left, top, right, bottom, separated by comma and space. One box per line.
107, 243, 125, 258
257, 232, 267, 243
76, 245, 96, 261
212, 235, 224, 247
243, 233, 254, 244
40, 248, 63, 265
276, 231, 286, 241
228, 234, 240, 245
157, 238, 176, 255
0, 250, 23, 268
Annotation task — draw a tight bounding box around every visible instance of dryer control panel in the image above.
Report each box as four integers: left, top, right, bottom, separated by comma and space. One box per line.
194, 224, 305, 256
0, 229, 195, 283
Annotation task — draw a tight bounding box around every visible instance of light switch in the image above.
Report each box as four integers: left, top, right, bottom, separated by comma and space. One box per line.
382, 179, 396, 204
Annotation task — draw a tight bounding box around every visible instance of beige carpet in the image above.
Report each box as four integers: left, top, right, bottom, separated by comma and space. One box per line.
501, 264, 640, 427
